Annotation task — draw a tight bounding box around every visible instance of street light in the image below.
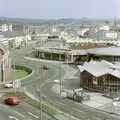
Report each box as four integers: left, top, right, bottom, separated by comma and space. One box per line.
39, 79, 60, 120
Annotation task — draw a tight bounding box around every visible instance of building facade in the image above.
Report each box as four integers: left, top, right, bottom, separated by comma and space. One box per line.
32, 47, 87, 63
78, 61, 120, 94
0, 45, 12, 83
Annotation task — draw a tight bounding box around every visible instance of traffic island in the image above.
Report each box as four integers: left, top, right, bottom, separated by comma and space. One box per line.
12, 65, 32, 80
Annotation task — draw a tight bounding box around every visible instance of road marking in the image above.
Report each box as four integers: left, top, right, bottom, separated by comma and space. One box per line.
9, 115, 19, 120
27, 112, 39, 118
14, 111, 25, 118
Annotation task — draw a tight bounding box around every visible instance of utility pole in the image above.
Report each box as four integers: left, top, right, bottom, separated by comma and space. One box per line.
60, 63, 62, 96
40, 88, 42, 120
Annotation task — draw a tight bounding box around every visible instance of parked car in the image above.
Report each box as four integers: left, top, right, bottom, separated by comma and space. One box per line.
4, 97, 20, 105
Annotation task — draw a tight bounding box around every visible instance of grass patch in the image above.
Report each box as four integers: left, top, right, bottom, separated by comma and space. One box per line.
4, 92, 57, 117
12, 65, 32, 80
12, 69, 29, 80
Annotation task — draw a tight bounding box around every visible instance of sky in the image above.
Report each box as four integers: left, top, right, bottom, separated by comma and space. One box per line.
1, 0, 119, 19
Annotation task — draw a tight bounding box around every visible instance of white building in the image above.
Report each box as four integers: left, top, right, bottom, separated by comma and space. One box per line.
0, 24, 12, 32
78, 28, 89, 36
0, 31, 31, 48
104, 31, 117, 39
99, 25, 110, 31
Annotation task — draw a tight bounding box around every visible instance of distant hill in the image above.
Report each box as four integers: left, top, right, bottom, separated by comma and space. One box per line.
0, 16, 115, 25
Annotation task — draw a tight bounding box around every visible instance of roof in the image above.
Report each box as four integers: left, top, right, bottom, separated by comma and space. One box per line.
68, 50, 87, 55
0, 31, 25, 38
43, 41, 69, 49
78, 60, 120, 78
87, 47, 120, 56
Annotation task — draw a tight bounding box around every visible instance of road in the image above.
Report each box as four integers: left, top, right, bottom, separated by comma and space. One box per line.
0, 48, 60, 120
5, 48, 120, 120
0, 100, 52, 120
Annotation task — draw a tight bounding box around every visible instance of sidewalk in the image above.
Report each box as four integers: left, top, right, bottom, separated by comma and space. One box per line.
82, 92, 112, 108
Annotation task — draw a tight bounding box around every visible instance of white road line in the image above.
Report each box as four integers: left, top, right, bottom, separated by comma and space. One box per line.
14, 111, 25, 118
27, 112, 39, 118
9, 115, 19, 120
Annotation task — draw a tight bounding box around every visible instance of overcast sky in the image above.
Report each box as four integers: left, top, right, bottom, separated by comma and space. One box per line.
1, 0, 119, 19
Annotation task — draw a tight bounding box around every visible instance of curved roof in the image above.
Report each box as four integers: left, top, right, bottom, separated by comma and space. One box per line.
87, 47, 120, 56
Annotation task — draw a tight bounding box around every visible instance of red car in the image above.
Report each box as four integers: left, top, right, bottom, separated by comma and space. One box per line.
4, 97, 20, 105
42, 65, 49, 70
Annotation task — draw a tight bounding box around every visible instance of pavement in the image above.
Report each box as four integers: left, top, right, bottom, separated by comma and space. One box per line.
82, 92, 112, 108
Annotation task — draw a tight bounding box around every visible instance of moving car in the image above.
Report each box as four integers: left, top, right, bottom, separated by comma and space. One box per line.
4, 97, 20, 105
42, 65, 49, 70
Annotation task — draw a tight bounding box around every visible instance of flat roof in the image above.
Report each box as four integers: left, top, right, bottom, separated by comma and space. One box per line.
0, 31, 25, 38
87, 47, 120, 56
68, 50, 87, 55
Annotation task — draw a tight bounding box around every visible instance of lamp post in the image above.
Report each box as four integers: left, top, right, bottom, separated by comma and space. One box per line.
39, 79, 60, 120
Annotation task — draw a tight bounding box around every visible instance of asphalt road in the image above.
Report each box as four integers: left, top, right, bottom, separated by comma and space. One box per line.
0, 100, 51, 120
5, 48, 120, 120
0, 48, 60, 120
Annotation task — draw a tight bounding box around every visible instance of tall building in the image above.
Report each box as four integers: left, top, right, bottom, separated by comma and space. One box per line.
0, 45, 12, 82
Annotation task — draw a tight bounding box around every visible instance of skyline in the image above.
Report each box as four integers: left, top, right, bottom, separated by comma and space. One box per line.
1, 0, 119, 19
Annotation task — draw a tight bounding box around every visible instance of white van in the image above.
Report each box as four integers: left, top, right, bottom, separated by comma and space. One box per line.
4, 83, 13, 88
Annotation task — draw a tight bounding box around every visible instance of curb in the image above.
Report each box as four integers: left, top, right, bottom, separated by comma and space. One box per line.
1, 68, 34, 85
14, 69, 34, 82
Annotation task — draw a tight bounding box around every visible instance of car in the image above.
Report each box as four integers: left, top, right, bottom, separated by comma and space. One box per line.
42, 65, 49, 70
4, 96, 20, 105
4, 83, 13, 88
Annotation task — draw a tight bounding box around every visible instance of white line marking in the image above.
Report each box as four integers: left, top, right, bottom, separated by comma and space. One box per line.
27, 112, 39, 118
14, 111, 25, 118
9, 115, 19, 120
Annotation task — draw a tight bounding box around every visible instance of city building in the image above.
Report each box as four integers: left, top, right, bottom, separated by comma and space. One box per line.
0, 44, 12, 82
99, 25, 110, 31
0, 24, 12, 32
0, 31, 31, 48
32, 46, 87, 63
87, 47, 120, 62
78, 60, 120, 93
